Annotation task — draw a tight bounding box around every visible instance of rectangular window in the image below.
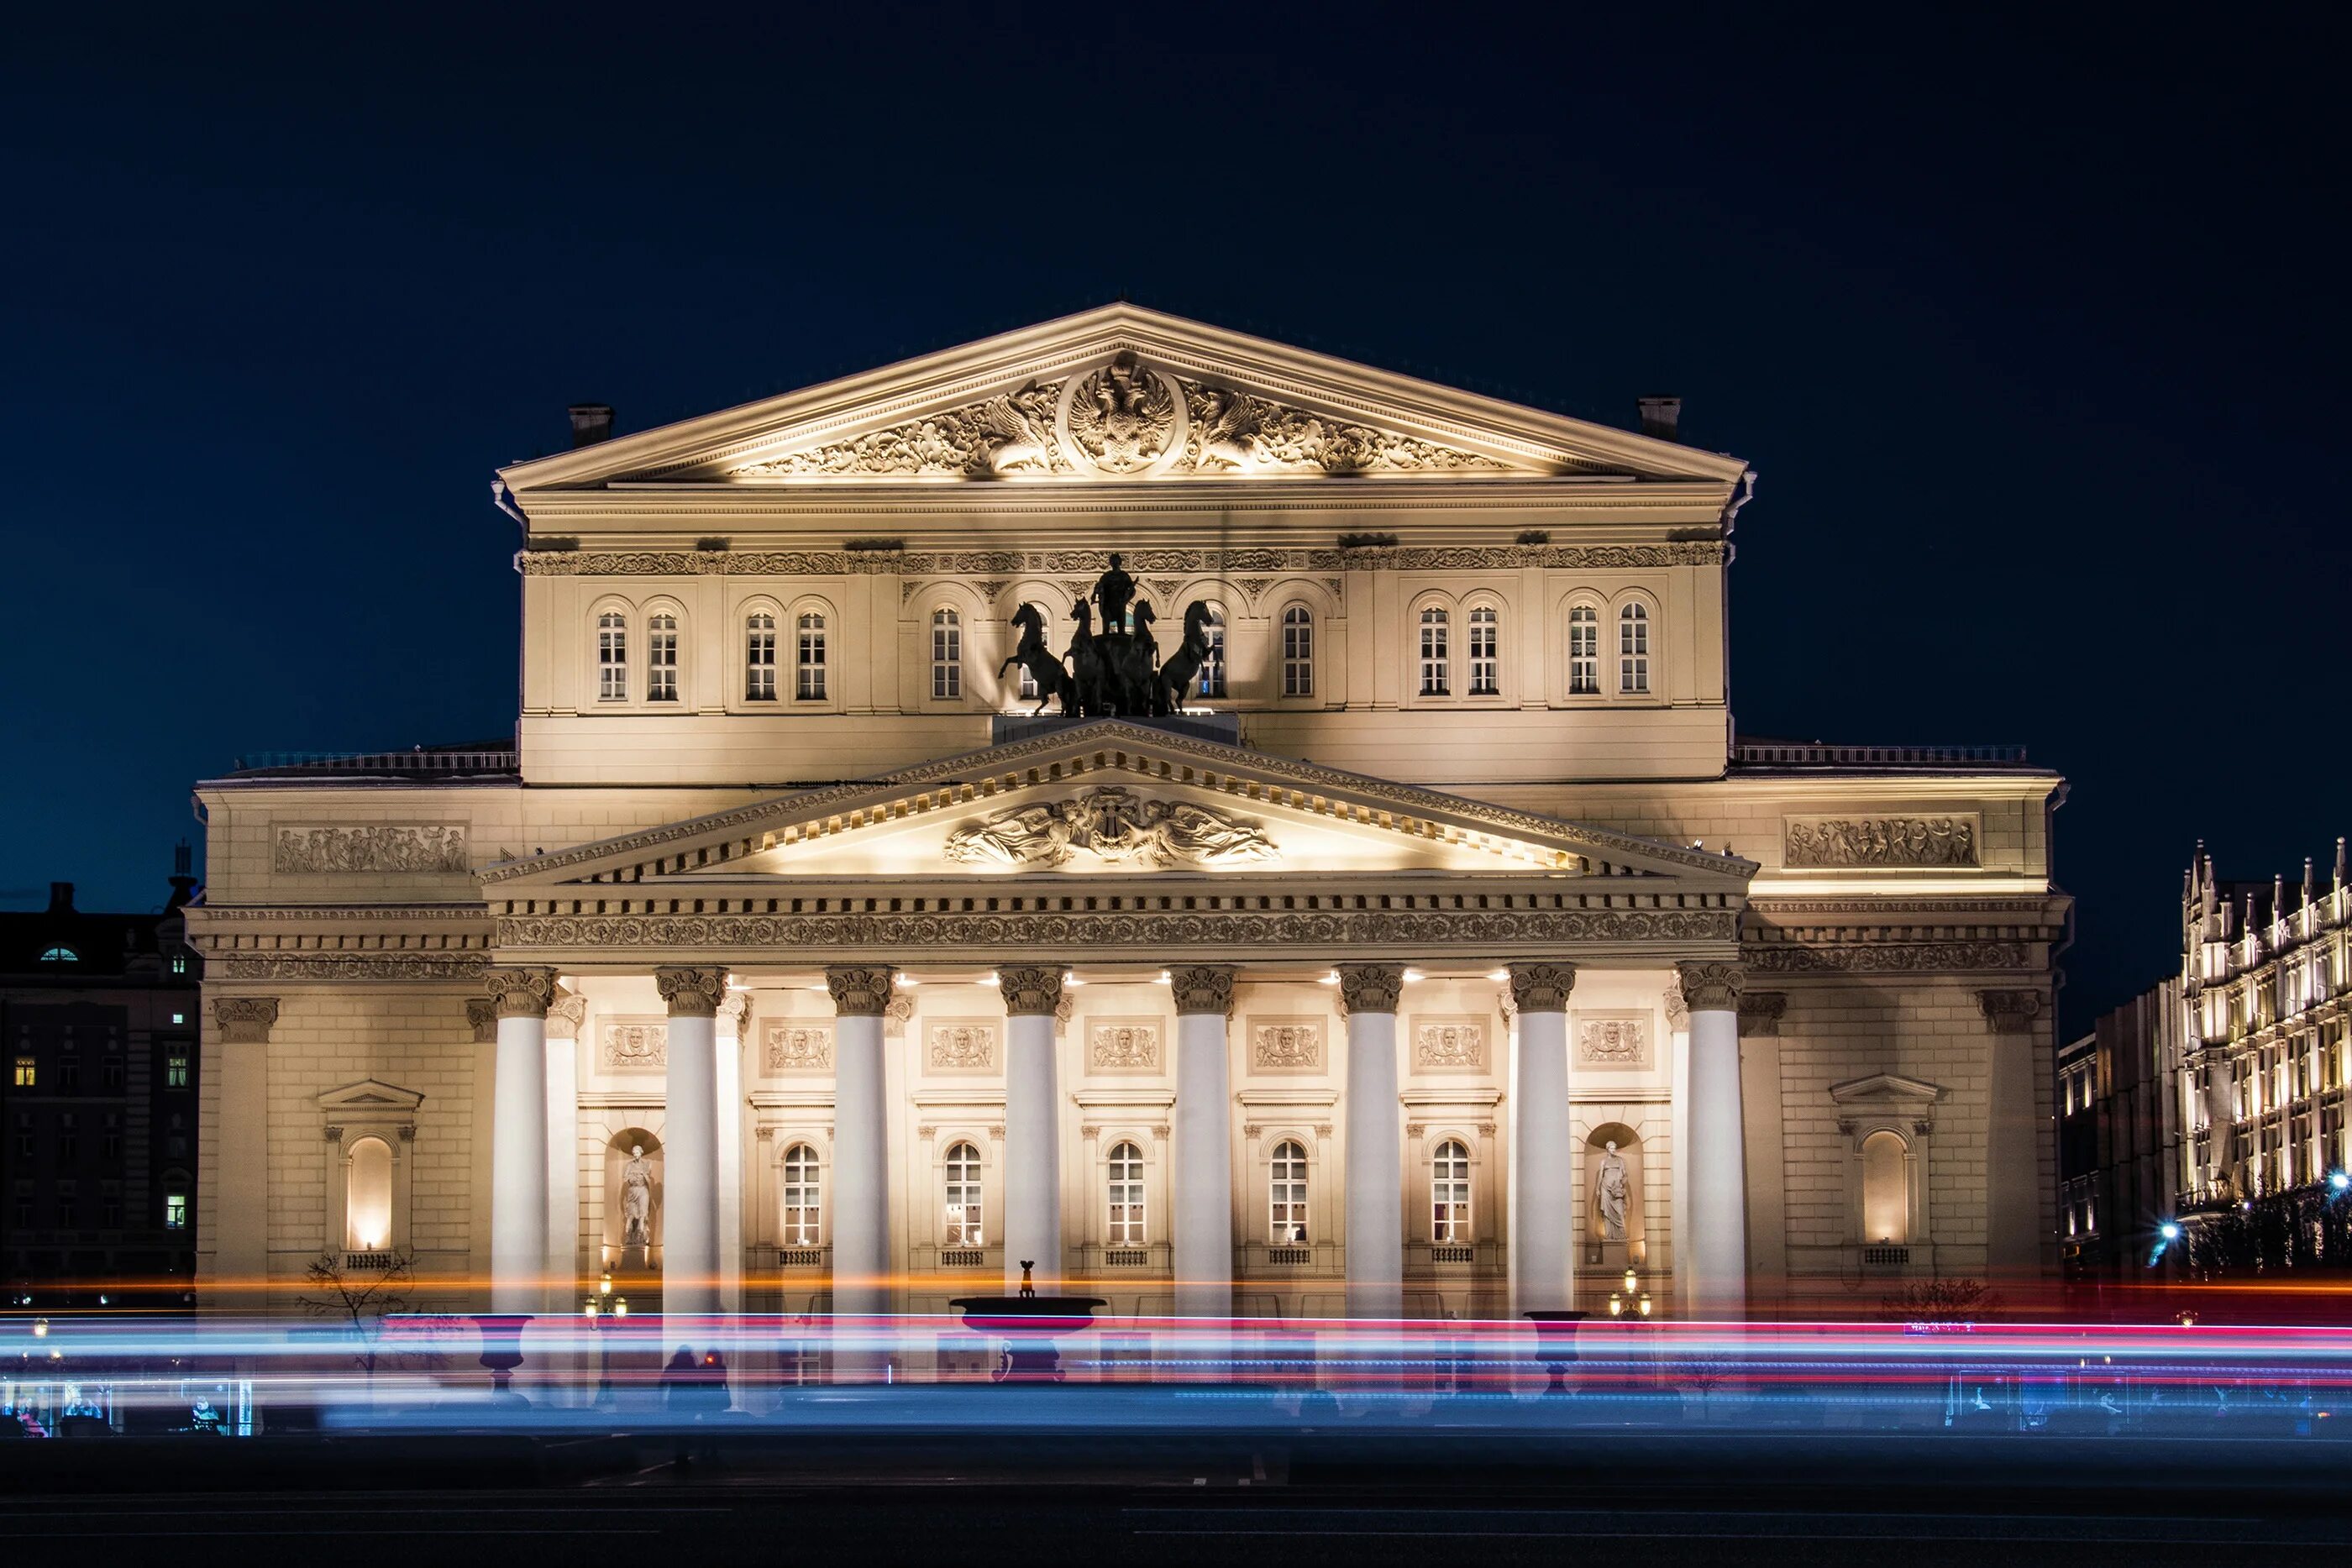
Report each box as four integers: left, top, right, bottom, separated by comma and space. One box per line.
795, 616, 827, 701
165, 1193, 187, 1230
11, 1057, 30, 1088
931, 614, 962, 700
597, 615, 627, 700
746, 616, 777, 700
1467, 608, 1499, 696
1419, 612, 1450, 697
1568, 609, 1599, 694
647, 616, 679, 701
1281, 610, 1313, 697
1619, 606, 1651, 694
166, 1051, 190, 1089
59, 1063, 79, 1093
102, 1059, 124, 1093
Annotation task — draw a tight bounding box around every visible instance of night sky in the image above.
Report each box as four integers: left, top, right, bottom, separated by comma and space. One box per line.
5, 5, 2344, 1032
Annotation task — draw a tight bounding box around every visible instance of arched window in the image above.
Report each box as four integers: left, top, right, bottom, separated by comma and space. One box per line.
647, 612, 680, 702
1567, 605, 1599, 695
1106, 1141, 1144, 1244
1467, 605, 1500, 696
745, 613, 777, 701
596, 611, 627, 701
1618, 603, 1650, 694
1198, 607, 1227, 699
1418, 607, 1452, 696
1431, 1139, 1471, 1241
1861, 1130, 1908, 1244
780, 1143, 822, 1246
795, 611, 827, 701
943, 1141, 983, 1245
345, 1135, 393, 1251
931, 607, 962, 700
38, 946, 78, 963
1269, 1139, 1308, 1242
1280, 605, 1313, 697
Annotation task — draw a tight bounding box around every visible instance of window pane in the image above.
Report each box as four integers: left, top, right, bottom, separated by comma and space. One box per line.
1281, 606, 1313, 697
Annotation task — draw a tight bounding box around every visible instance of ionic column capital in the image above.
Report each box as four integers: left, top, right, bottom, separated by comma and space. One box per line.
654, 965, 726, 1019
1168, 964, 1236, 1017
1506, 962, 1577, 1014
826, 965, 896, 1017
1675, 960, 1743, 1013
1336, 962, 1404, 1015
997, 964, 1063, 1017
213, 995, 280, 1044
486, 967, 558, 1020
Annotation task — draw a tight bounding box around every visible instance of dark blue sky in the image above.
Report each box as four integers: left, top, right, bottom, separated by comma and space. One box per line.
4, 3, 2344, 1030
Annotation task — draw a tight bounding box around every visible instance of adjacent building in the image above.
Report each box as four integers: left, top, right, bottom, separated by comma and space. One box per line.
187, 306, 2070, 1337
2, 853, 203, 1310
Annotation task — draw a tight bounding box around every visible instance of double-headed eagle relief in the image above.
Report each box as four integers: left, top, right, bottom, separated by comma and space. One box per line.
943, 785, 1279, 872
731, 350, 1513, 479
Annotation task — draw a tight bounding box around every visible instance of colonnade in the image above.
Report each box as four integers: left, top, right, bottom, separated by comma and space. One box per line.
482, 957, 1751, 1330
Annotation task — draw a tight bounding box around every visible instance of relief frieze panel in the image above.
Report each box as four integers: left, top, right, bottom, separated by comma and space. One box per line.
1574, 1013, 1652, 1070
1087, 1018, 1163, 1073
1412, 1016, 1487, 1072
1250, 1017, 1326, 1072
927, 1019, 1000, 1073
763, 1022, 834, 1073
1782, 815, 1981, 868
274, 825, 470, 874
601, 1019, 668, 1072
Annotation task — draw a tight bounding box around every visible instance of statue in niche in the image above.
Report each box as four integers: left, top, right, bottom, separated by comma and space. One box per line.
1593, 1140, 1630, 1241
621, 1143, 655, 1248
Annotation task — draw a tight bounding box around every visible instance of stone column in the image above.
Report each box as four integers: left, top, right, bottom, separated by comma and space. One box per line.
1679, 961, 1747, 1319
826, 966, 895, 1321
717, 991, 750, 1314
656, 966, 725, 1332
486, 968, 555, 1315
999, 965, 1065, 1294
1508, 963, 1576, 1314
1339, 963, 1404, 1320
209, 996, 277, 1316
1169, 965, 1236, 1319
1980, 989, 2052, 1288
543, 994, 585, 1311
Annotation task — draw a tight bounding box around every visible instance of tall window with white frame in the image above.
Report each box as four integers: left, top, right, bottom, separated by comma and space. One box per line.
647, 613, 680, 702
1618, 602, 1650, 694
1567, 604, 1599, 695
597, 611, 627, 701
1197, 607, 1227, 699
943, 1140, 983, 1245
795, 611, 827, 701
1467, 605, 1499, 696
780, 1142, 821, 1246
1269, 1139, 1308, 1243
1280, 605, 1313, 697
1431, 1139, 1471, 1242
1418, 606, 1452, 696
931, 607, 962, 700
745, 612, 777, 701
1105, 1141, 1144, 1245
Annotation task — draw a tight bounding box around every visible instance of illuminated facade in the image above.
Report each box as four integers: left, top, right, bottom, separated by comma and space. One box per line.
189, 307, 2067, 1329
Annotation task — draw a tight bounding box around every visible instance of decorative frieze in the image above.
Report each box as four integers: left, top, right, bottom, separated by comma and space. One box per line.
944, 787, 1278, 870
1167, 965, 1235, 1018
1336, 963, 1404, 1015
1506, 962, 1577, 1013
928, 1020, 1000, 1072
273, 824, 469, 874
211, 954, 490, 982
509, 542, 1724, 580
1743, 941, 2030, 974
486, 967, 557, 1020
213, 996, 279, 1044
764, 1023, 834, 1072
825, 965, 896, 1017
1675, 961, 1743, 1013
1250, 1017, 1326, 1072
1413, 1017, 1487, 1072
1088, 1018, 1163, 1072
995, 965, 1063, 1017
601, 1020, 666, 1071
1782, 815, 1981, 869
1575, 1014, 1651, 1069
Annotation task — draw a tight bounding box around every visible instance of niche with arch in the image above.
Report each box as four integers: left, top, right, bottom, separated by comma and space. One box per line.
604, 1127, 665, 1264
1582, 1121, 1650, 1265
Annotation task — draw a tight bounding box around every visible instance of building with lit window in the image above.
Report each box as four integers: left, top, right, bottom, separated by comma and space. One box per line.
1, 853, 203, 1311
187, 307, 2069, 1335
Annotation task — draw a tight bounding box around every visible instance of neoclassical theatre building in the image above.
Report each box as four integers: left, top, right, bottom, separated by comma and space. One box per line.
190, 307, 2066, 1328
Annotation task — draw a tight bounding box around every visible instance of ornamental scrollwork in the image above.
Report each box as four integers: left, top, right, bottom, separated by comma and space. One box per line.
654, 966, 726, 1018
1168, 965, 1236, 1018
1337, 963, 1404, 1015
1742, 941, 2030, 974
213, 996, 280, 1043
486, 967, 558, 1020
1506, 962, 1577, 1013
212, 955, 490, 982
942, 787, 1278, 871
1675, 961, 1743, 1012
733, 384, 1074, 478
825, 965, 895, 1017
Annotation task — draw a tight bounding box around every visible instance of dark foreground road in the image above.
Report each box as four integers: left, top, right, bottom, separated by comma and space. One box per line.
7, 1429, 2349, 1564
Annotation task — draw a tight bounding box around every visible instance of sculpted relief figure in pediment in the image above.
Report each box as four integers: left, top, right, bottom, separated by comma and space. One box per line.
729, 351, 1514, 480
942, 785, 1278, 871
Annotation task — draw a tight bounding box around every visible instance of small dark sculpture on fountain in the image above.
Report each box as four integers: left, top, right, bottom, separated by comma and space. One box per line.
1000, 603, 1074, 716
1158, 600, 1215, 715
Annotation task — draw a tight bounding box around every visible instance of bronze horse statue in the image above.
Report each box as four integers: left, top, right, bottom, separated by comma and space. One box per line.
1066, 600, 1110, 716
1117, 600, 1163, 716
999, 602, 1074, 715
1157, 600, 1215, 714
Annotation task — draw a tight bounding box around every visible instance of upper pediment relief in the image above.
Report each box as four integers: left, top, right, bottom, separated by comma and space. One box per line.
498, 306, 1751, 496
726, 355, 1520, 482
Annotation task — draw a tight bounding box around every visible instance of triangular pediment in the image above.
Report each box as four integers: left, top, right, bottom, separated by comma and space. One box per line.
486, 720, 1756, 892
317, 1078, 426, 1113
1828, 1072, 1948, 1109
498, 305, 1747, 494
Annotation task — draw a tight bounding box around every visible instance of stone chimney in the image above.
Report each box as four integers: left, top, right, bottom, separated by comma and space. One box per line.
568, 404, 616, 448
47, 882, 73, 914
1636, 395, 1682, 442
167, 841, 198, 911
